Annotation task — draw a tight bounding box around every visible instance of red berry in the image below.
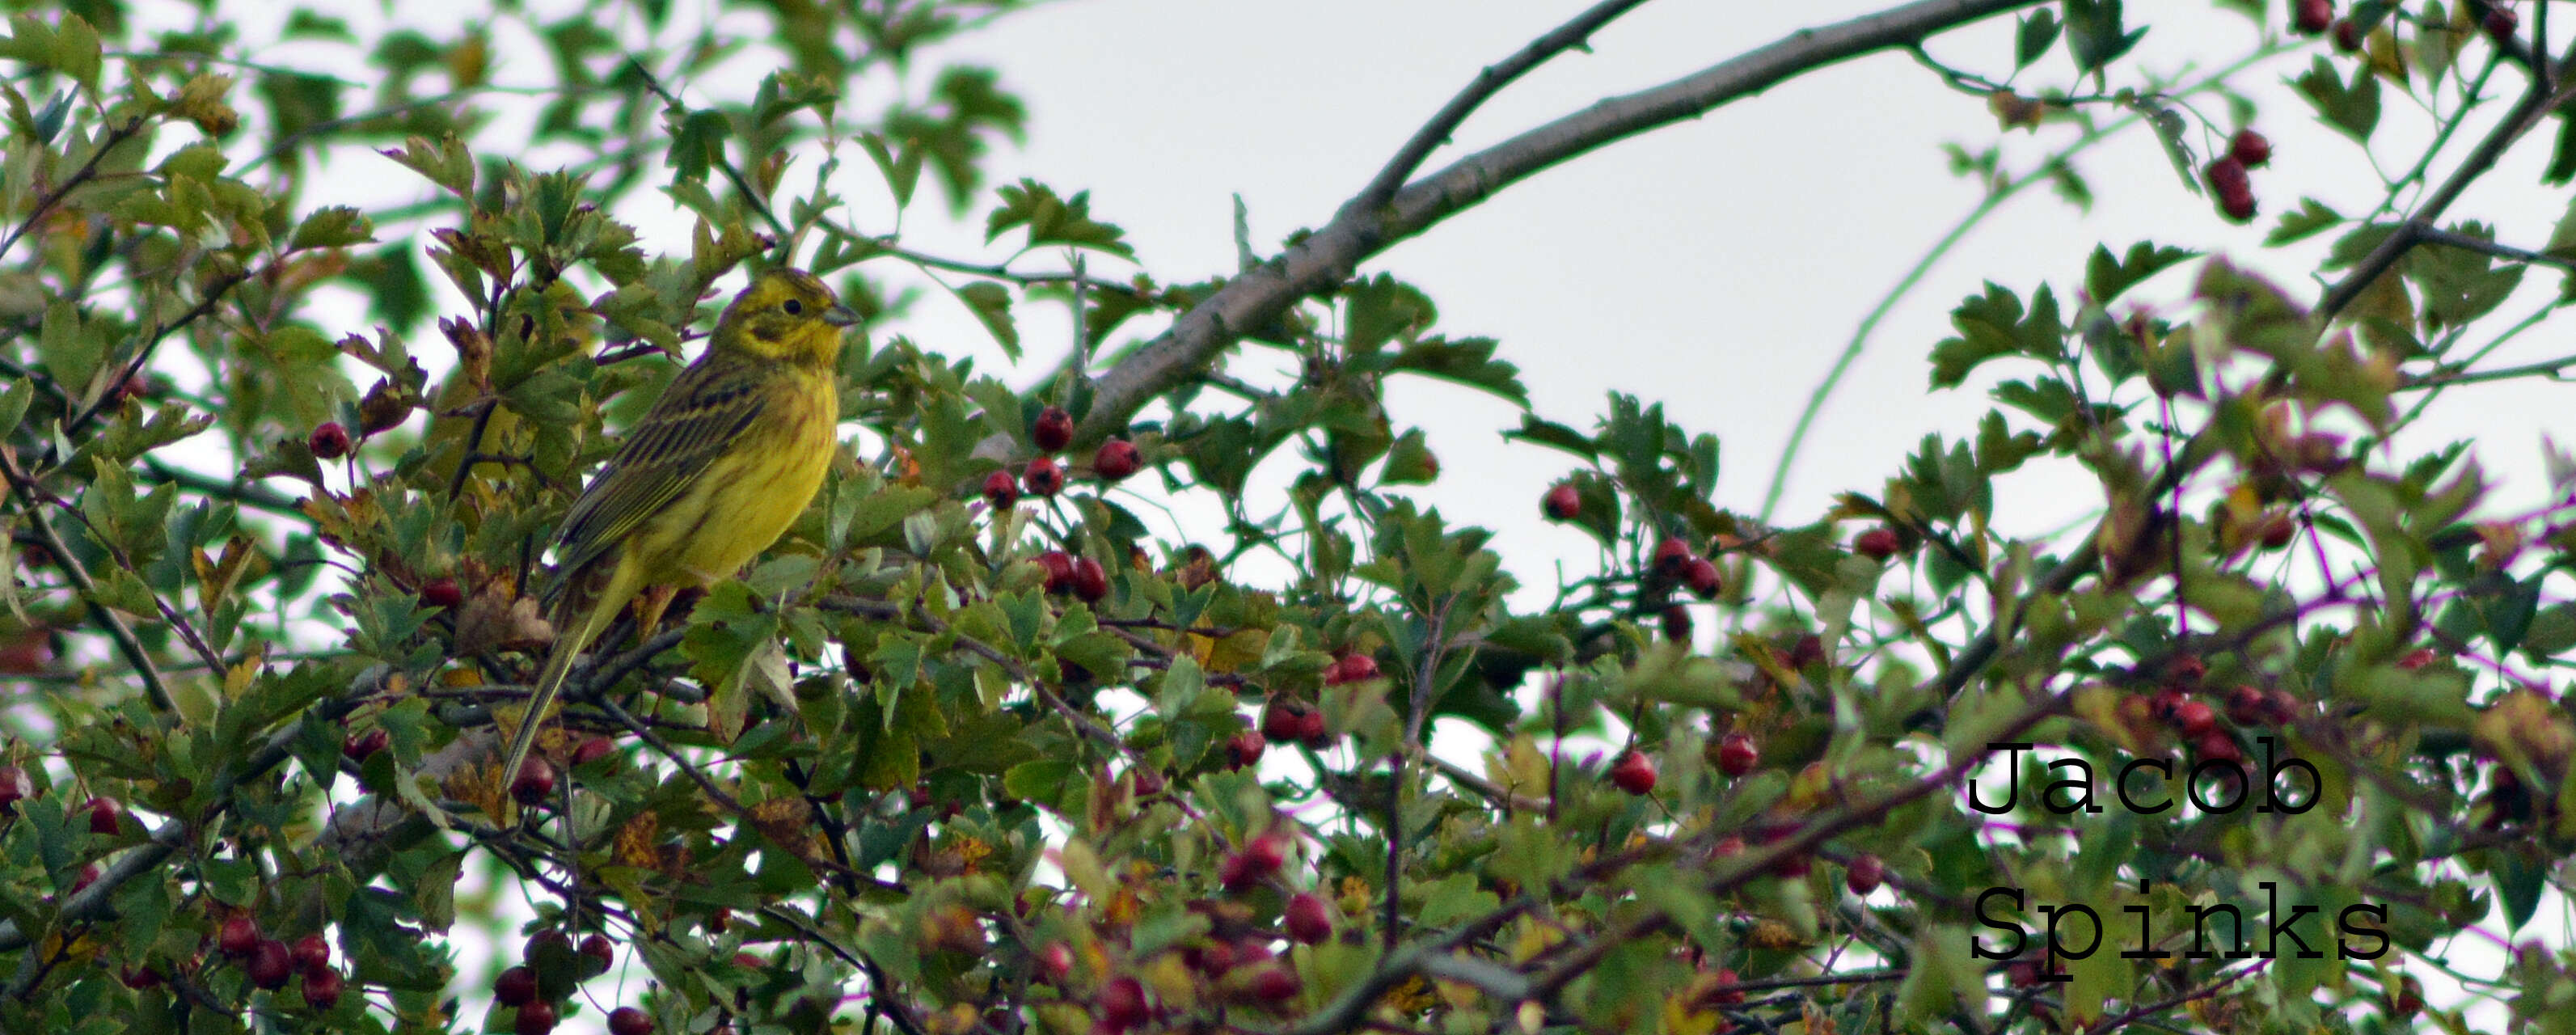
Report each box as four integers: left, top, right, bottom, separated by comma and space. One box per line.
308, 421, 351, 460
1223, 834, 1286, 890
1787, 634, 1826, 670
2485, 5, 2518, 44
1295, 706, 1330, 747
1284, 892, 1333, 944
514, 999, 560, 1035
1033, 406, 1074, 453
248, 938, 293, 989
2171, 699, 2219, 738
301, 965, 343, 1009
2333, 17, 2362, 51
1094, 438, 1142, 481
982, 469, 1020, 509
1610, 750, 1658, 795
1846, 853, 1886, 895
290, 933, 329, 974
1854, 527, 1901, 560
2295, 0, 2333, 33
2229, 129, 2272, 168
1248, 964, 1301, 1003
120, 965, 164, 989
2397, 648, 2438, 670
416, 577, 465, 610
72, 861, 101, 893
1661, 604, 1692, 643
1225, 729, 1267, 770
580, 933, 614, 975
1131, 768, 1165, 796
1653, 536, 1692, 577
1712, 834, 1745, 857
1071, 557, 1109, 602
219, 915, 261, 957
525, 929, 574, 966
1024, 456, 1065, 497
1261, 700, 1313, 742
343, 728, 389, 762
1542, 483, 1581, 522
2166, 656, 2208, 686
85, 796, 121, 835
1683, 557, 1721, 599
571, 737, 614, 767
607, 1007, 653, 1035
510, 757, 555, 805
1717, 733, 1759, 777
2257, 512, 2295, 549
1187, 939, 1239, 976
1705, 967, 1746, 1006
1038, 942, 1074, 982
2197, 731, 2245, 764
494, 965, 538, 1006
1037, 550, 1077, 594
1325, 653, 1379, 686
2225, 686, 2270, 726
2219, 189, 2256, 222
0, 765, 32, 811
1099, 975, 1150, 1030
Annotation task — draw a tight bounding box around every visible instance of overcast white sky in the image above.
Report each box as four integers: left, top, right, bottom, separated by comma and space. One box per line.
138, 0, 2576, 1028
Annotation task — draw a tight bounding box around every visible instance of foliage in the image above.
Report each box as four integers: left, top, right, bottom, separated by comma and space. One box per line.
4, 2, 2576, 1034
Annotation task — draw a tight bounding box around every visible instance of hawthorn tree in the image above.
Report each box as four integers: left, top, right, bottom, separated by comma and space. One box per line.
5, 0, 2576, 1033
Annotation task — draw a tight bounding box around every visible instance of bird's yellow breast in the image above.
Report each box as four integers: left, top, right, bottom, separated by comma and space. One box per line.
624, 370, 838, 587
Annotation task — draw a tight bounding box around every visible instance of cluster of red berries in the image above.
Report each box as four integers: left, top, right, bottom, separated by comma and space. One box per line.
1037, 549, 1111, 602
215, 916, 345, 1011
2204, 129, 2271, 223
494, 930, 644, 1033
2298, 2, 2516, 65
983, 405, 1145, 509
1261, 697, 1331, 748
2134, 657, 2304, 762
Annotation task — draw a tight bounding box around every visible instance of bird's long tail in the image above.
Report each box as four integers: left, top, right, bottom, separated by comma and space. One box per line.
496, 567, 636, 793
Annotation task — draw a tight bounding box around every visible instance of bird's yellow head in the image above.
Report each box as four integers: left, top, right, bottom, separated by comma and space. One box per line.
712, 268, 859, 370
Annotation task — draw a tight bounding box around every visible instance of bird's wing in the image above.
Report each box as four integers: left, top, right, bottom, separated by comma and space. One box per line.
544, 357, 767, 598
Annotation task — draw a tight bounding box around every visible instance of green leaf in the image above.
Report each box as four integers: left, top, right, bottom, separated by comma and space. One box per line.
2295, 56, 2381, 142
952, 281, 1020, 360
2495, 843, 2544, 932
1502, 416, 1595, 460
2083, 242, 2195, 302
1376, 336, 1526, 406
289, 205, 374, 250
983, 179, 1133, 257
2062, 0, 2144, 75
2014, 8, 2061, 68
859, 132, 923, 208
2267, 196, 2344, 246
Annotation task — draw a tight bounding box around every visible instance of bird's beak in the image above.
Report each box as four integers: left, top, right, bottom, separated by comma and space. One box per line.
823, 305, 860, 327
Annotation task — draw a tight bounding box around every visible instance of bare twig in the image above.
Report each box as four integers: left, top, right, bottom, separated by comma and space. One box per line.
1011, 0, 2046, 458
1346, 0, 1655, 216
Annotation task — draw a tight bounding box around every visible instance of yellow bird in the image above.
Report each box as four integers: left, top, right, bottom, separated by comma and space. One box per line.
496, 267, 858, 792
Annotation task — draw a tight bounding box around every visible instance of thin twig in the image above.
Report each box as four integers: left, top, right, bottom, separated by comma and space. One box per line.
0, 116, 145, 266
1346, 0, 1655, 216
0, 450, 175, 713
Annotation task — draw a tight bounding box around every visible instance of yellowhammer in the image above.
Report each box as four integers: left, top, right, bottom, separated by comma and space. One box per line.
496, 267, 857, 792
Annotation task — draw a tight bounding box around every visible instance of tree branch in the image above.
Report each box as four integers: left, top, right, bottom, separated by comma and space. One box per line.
1032, 0, 2046, 456
1346, 0, 1654, 216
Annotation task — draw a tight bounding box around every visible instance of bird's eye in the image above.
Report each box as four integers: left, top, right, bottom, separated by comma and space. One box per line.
783, 298, 804, 315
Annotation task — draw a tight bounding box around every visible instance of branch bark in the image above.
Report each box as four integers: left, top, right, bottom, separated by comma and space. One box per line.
1028, 0, 2046, 455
